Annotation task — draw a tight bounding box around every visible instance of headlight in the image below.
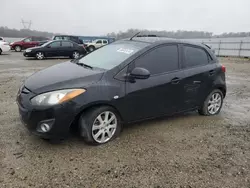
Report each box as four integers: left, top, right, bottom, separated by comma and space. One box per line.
31, 89, 86, 106
26, 49, 32, 53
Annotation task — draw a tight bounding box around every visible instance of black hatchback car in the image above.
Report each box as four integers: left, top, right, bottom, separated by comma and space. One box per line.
23, 40, 87, 60
17, 37, 226, 145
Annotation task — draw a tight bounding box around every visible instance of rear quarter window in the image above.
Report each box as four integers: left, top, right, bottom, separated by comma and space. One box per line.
183, 45, 209, 68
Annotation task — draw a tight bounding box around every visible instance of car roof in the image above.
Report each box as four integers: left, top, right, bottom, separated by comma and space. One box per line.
54, 35, 78, 37
122, 37, 209, 48
48, 39, 77, 44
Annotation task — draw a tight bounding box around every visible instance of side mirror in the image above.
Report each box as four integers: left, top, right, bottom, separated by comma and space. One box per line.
130, 67, 150, 79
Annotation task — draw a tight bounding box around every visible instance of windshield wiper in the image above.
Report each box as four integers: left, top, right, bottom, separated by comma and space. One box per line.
75, 62, 93, 69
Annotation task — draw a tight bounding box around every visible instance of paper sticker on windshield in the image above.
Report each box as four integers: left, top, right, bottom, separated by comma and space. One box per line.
117, 48, 134, 54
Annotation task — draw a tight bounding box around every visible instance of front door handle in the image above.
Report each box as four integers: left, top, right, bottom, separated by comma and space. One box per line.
171, 77, 180, 84
193, 81, 201, 84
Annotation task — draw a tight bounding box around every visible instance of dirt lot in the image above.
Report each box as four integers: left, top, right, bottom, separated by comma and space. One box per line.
0, 52, 250, 188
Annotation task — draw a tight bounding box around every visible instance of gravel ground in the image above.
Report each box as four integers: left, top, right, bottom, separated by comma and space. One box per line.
0, 52, 250, 188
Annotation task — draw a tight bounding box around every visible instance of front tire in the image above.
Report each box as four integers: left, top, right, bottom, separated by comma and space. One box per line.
36, 52, 45, 60
88, 46, 95, 52
0, 48, 2, 55
79, 106, 122, 145
15, 45, 22, 52
198, 89, 224, 116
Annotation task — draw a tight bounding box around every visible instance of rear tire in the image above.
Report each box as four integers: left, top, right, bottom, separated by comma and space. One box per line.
14, 45, 22, 52
198, 89, 224, 116
79, 106, 122, 145
72, 51, 80, 59
0, 48, 2, 55
36, 52, 45, 60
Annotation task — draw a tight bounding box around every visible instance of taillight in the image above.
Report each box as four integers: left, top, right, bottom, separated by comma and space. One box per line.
221, 65, 226, 73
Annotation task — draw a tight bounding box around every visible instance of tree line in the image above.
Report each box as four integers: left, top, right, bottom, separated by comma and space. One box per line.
1, 26, 249, 39
0, 26, 56, 38
107, 29, 250, 39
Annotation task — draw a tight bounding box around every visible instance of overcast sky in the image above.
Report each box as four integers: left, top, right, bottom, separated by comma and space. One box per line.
1, 0, 250, 35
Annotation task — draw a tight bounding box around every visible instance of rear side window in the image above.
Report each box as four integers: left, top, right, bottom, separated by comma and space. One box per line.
103, 40, 108, 44
134, 45, 179, 75
183, 46, 209, 68
62, 41, 73, 47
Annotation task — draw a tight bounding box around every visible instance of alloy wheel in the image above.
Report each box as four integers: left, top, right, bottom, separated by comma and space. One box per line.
73, 51, 80, 59
36, 52, 44, 60
207, 92, 222, 115
15, 46, 21, 52
92, 111, 117, 143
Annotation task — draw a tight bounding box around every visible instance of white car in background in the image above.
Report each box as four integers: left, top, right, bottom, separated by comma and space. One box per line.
0, 41, 11, 55
0, 36, 5, 42
87, 39, 109, 52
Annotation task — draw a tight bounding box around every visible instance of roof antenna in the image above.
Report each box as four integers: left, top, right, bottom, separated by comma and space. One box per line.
130, 32, 141, 40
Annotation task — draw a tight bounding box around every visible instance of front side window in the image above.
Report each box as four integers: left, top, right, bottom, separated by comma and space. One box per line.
54, 36, 63, 40
78, 42, 148, 70
183, 46, 209, 68
96, 40, 102, 44
23, 38, 31, 42
134, 45, 179, 75
49, 41, 61, 48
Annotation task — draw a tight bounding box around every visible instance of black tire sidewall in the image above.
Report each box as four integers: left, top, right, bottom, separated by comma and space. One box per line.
79, 106, 122, 145
200, 89, 224, 116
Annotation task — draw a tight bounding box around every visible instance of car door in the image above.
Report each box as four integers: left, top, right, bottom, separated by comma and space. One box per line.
60, 41, 74, 56
22, 37, 33, 49
95, 40, 103, 48
180, 44, 217, 110
123, 44, 181, 122
103, 40, 108, 46
45, 41, 61, 57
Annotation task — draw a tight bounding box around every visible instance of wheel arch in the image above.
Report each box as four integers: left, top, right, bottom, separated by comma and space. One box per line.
70, 102, 123, 130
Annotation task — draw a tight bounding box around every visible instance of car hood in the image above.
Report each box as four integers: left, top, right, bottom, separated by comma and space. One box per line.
24, 61, 105, 94
11, 41, 22, 45
26, 46, 42, 50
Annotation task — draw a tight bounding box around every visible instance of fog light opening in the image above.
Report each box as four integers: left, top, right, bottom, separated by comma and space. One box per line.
40, 123, 51, 132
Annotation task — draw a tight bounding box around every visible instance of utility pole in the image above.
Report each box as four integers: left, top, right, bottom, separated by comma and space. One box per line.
21, 19, 32, 29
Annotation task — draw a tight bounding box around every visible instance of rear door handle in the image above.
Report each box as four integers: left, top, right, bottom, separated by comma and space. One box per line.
209, 70, 215, 76
171, 77, 180, 84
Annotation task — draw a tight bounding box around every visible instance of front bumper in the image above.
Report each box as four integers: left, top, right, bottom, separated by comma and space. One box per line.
23, 51, 35, 57
16, 87, 78, 139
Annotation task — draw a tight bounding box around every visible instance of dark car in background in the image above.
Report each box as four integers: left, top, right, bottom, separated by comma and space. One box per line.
17, 37, 226, 145
52, 35, 83, 44
10, 36, 50, 52
23, 40, 87, 60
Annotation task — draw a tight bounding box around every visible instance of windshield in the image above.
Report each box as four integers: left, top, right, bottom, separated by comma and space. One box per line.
78, 42, 148, 70
41, 41, 52, 47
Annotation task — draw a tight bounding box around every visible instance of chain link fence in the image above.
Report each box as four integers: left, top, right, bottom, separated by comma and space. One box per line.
185, 37, 250, 58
